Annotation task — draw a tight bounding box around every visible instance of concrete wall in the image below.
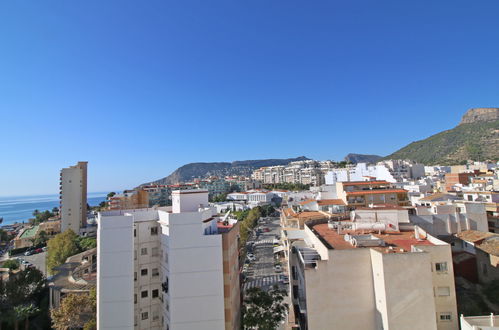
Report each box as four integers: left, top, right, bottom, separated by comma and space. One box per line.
160, 210, 226, 330
305, 249, 377, 330
97, 214, 134, 330
371, 249, 437, 330
172, 190, 209, 213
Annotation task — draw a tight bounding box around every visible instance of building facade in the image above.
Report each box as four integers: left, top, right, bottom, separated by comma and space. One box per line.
97, 190, 240, 330
60, 161, 88, 233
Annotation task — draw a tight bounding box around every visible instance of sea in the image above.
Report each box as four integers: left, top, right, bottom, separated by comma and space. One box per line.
0, 192, 107, 226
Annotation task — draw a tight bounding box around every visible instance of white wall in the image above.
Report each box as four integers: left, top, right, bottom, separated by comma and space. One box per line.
97, 214, 134, 330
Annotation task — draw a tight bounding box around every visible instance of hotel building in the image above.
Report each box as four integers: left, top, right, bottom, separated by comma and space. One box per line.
60, 161, 88, 233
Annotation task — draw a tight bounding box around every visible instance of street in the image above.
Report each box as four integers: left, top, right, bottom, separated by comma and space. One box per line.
243, 216, 288, 292
11, 251, 47, 276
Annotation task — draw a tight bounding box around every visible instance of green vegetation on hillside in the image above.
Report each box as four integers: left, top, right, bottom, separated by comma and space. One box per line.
385, 120, 499, 164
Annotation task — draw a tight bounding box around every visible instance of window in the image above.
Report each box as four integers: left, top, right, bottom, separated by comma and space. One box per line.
141, 312, 149, 320
134, 228, 136, 237
152, 268, 159, 277
439, 313, 452, 321
467, 195, 473, 201
436, 287, 450, 296
482, 263, 488, 276
141, 248, 148, 255
141, 268, 148, 276
151, 227, 158, 235
152, 289, 159, 298
141, 290, 148, 298
153, 310, 159, 321
134, 294, 137, 304
134, 250, 137, 260
152, 247, 159, 257
134, 272, 137, 281
435, 262, 448, 272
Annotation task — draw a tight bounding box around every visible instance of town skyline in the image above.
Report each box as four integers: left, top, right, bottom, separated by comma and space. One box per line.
1, 0, 499, 196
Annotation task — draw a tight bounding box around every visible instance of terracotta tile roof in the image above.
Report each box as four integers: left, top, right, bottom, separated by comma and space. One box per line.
298, 199, 316, 205
420, 193, 460, 201
317, 199, 346, 206
457, 230, 496, 243
295, 211, 327, 220
342, 181, 390, 186
346, 189, 407, 196
311, 224, 433, 251
478, 238, 499, 257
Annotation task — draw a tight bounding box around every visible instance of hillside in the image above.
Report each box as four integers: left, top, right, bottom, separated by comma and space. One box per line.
144, 156, 309, 185
385, 108, 499, 165
344, 153, 382, 164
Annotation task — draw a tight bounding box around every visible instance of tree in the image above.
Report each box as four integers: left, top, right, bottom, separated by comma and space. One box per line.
13, 304, 39, 330
52, 207, 59, 214
242, 286, 288, 330
76, 237, 97, 251
107, 192, 116, 198
2, 259, 20, 270
0, 229, 10, 243
0, 268, 46, 329
46, 229, 80, 274
34, 230, 48, 246
51, 291, 96, 330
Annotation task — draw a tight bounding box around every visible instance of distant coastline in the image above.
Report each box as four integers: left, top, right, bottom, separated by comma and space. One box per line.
0, 192, 107, 226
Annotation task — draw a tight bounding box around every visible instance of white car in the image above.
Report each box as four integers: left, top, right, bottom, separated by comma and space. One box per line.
274, 265, 282, 272
247, 254, 256, 261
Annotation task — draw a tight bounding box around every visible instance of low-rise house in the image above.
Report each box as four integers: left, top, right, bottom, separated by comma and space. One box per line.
48, 247, 97, 309
109, 189, 149, 210
454, 230, 499, 284
13, 225, 39, 249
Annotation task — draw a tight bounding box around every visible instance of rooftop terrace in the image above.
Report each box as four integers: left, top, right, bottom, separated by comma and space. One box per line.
311, 223, 434, 252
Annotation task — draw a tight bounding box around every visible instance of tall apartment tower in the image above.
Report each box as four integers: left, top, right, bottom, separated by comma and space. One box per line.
60, 161, 88, 233
97, 190, 240, 330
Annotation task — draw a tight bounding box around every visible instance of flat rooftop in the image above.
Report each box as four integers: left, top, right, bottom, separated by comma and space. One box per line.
312, 223, 434, 252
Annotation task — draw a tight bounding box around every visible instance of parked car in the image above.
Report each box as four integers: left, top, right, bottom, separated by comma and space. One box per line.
247, 254, 256, 262
280, 275, 289, 284
274, 265, 282, 273
35, 248, 43, 253
42, 247, 47, 252
24, 250, 33, 256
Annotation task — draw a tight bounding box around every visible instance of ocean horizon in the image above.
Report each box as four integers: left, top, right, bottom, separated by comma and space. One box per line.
0, 192, 108, 226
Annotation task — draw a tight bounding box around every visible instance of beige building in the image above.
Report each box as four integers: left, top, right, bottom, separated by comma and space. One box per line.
109, 189, 149, 210
336, 181, 410, 208
60, 161, 88, 233
288, 219, 458, 330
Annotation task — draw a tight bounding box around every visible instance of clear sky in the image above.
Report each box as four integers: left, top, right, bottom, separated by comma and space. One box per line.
1, 0, 498, 196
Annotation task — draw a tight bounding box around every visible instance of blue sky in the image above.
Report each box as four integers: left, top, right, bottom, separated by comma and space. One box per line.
1, 0, 498, 196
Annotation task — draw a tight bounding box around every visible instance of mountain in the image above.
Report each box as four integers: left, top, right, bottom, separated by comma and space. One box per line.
385, 108, 499, 165
344, 153, 382, 164
144, 156, 309, 185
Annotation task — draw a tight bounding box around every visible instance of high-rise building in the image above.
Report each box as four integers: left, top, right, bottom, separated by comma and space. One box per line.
60, 161, 88, 233
97, 190, 240, 330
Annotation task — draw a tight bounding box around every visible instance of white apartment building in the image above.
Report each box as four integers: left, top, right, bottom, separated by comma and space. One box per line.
325, 163, 396, 184
97, 190, 240, 330
288, 219, 458, 330
60, 161, 87, 233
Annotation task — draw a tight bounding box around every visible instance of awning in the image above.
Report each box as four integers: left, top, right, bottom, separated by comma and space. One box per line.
273, 246, 285, 254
